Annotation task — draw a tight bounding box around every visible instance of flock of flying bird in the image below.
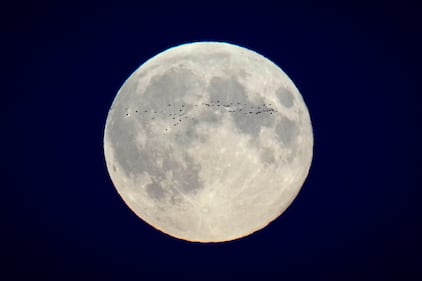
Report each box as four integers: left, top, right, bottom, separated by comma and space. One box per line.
123, 100, 278, 132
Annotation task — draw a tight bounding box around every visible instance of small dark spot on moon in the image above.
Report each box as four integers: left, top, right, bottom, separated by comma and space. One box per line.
276, 87, 294, 108
260, 147, 276, 166
276, 117, 298, 146
146, 182, 166, 201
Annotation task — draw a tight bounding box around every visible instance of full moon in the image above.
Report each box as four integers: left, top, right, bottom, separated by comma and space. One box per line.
103, 42, 313, 242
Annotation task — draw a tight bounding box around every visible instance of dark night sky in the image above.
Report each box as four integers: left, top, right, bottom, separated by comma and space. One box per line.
3, 1, 421, 280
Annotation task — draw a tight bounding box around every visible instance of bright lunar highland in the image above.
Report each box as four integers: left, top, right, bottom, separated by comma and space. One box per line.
103, 42, 313, 242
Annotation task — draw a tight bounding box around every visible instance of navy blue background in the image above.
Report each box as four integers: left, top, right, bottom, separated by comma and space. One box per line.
3, 1, 420, 280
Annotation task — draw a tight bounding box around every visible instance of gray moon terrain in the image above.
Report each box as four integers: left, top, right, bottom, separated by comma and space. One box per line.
103, 42, 313, 242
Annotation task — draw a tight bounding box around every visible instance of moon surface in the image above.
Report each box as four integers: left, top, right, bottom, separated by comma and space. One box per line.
103, 42, 313, 242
